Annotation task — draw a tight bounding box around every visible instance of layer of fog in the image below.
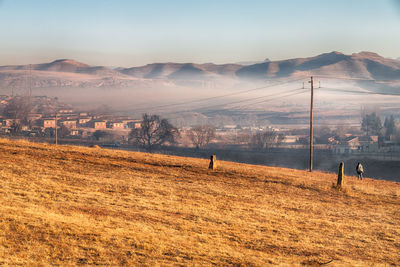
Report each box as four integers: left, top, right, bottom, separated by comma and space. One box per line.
7, 76, 400, 127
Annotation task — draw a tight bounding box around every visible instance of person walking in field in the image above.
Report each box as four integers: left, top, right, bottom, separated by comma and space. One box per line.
356, 162, 364, 180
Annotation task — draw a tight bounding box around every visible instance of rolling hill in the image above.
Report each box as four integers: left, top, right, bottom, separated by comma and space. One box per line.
236, 51, 400, 80
1, 51, 400, 90
0, 139, 399, 265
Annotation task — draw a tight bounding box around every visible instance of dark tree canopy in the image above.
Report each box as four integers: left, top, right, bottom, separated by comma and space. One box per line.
361, 112, 382, 136
3, 96, 32, 123
188, 125, 216, 149
59, 125, 71, 138
129, 114, 178, 151
384, 115, 396, 139
250, 131, 285, 150
10, 121, 22, 135
92, 130, 109, 141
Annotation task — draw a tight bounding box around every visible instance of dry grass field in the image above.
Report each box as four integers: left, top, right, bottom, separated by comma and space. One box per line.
0, 139, 399, 266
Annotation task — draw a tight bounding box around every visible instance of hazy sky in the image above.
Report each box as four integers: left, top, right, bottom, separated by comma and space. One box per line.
1, 0, 400, 66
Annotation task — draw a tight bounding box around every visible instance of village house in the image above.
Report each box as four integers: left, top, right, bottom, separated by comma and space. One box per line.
64, 114, 79, 120
58, 109, 74, 114
332, 135, 379, 154
107, 121, 125, 129
121, 119, 140, 128
327, 136, 339, 145
281, 135, 298, 143
41, 118, 56, 128
127, 121, 142, 129
69, 129, 82, 136
61, 120, 77, 129
332, 136, 359, 154
28, 113, 43, 121
78, 117, 92, 127
2, 118, 19, 127
89, 120, 107, 129
92, 114, 113, 120
358, 135, 379, 152
33, 95, 48, 100
223, 125, 238, 130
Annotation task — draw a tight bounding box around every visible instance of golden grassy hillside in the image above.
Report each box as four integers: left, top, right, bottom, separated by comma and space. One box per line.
0, 139, 399, 266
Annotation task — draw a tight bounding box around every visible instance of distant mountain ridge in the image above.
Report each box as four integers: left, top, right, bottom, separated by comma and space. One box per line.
1, 51, 400, 89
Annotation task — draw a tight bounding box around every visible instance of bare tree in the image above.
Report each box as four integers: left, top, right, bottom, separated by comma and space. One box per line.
277, 133, 285, 145
129, 114, 178, 151
58, 125, 71, 138
361, 112, 382, 136
3, 96, 32, 124
10, 121, 22, 135
92, 130, 110, 141
250, 131, 284, 150
335, 125, 348, 139
188, 125, 216, 149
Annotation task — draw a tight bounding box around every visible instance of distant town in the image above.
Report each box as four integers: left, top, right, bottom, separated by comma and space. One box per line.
1, 94, 399, 159
0, 95, 140, 143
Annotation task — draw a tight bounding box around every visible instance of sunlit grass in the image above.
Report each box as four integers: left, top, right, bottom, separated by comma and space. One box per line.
0, 138, 399, 265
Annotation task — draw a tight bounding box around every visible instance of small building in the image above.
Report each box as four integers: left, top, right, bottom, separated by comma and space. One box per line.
107, 121, 125, 129
41, 118, 56, 128
61, 120, 77, 129
89, 120, 107, 129
332, 135, 379, 154
358, 135, 379, 152
28, 113, 43, 121
332, 136, 359, 154
127, 121, 142, 129
224, 125, 237, 130
327, 136, 339, 145
78, 117, 92, 127
64, 114, 79, 120
2, 118, 19, 127
122, 119, 140, 128
282, 135, 298, 143
58, 109, 74, 114
69, 129, 81, 136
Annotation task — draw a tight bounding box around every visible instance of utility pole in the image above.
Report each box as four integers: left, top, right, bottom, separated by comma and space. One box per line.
309, 76, 314, 172
29, 64, 32, 96
55, 113, 58, 145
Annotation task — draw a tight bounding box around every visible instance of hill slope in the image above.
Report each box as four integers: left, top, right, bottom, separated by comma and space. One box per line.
0, 139, 399, 265
1, 51, 400, 90
236, 51, 400, 80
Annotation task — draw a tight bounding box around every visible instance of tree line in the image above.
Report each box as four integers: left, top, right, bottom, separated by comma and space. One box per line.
361, 112, 397, 140
127, 113, 285, 152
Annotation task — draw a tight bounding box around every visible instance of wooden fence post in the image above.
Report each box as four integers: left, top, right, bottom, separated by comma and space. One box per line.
209, 155, 217, 170
337, 162, 344, 187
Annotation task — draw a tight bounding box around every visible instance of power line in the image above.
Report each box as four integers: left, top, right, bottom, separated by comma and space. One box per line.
164, 88, 306, 119
229, 88, 308, 109
130, 76, 308, 113
314, 75, 400, 82
194, 87, 306, 112
162, 88, 308, 117
317, 87, 400, 96
309, 77, 314, 172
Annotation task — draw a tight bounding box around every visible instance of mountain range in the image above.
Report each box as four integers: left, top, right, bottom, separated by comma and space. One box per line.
1, 51, 400, 90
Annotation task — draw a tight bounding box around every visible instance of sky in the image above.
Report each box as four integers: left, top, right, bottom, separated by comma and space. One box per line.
1, 0, 400, 67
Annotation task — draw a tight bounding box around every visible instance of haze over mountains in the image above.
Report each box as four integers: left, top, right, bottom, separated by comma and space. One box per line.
1, 51, 400, 91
